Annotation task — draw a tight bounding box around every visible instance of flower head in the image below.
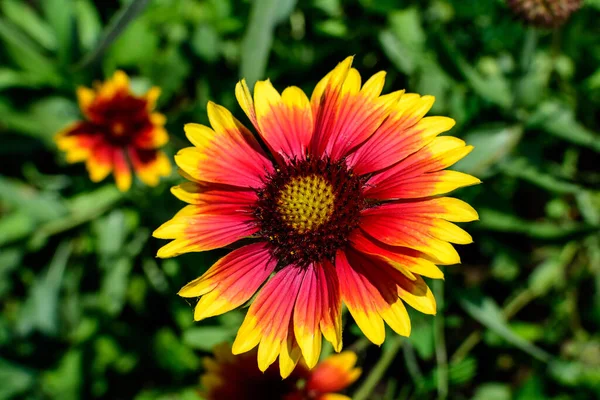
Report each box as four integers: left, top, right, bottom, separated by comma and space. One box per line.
202, 343, 360, 400
506, 0, 582, 27
154, 57, 480, 377
55, 71, 171, 191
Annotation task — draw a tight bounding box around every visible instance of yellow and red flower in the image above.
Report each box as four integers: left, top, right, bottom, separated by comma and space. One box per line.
202, 343, 361, 400
154, 57, 480, 377
55, 71, 171, 191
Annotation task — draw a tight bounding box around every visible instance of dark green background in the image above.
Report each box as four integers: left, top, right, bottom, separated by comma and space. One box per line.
1, 0, 599, 399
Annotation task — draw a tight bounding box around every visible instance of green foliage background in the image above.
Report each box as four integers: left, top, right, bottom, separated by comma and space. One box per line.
1, 0, 599, 399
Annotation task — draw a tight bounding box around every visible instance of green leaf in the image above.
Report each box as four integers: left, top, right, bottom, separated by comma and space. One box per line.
191, 24, 221, 62
448, 357, 477, 385
415, 56, 453, 114
461, 298, 551, 362
315, 20, 348, 38
0, 176, 67, 229
0, 68, 50, 90
135, 388, 205, 400
16, 241, 72, 337
454, 124, 523, 177
508, 322, 545, 343
0, 19, 60, 83
42, 349, 82, 400
476, 209, 598, 239
0, 358, 36, 400
548, 359, 600, 389
142, 258, 170, 293
1, 0, 57, 51
182, 326, 237, 351
500, 158, 589, 194
94, 210, 127, 256
379, 30, 410, 74
141, 45, 189, 102
515, 375, 545, 400
74, 0, 151, 70
408, 318, 435, 360
74, 0, 103, 52
41, 0, 74, 64
154, 328, 200, 373
100, 257, 133, 316
438, 34, 512, 109
527, 101, 600, 152
240, 0, 295, 87
0, 97, 79, 142
528, 242, 577, 296
30, 186, 123, 248
0, 211, 36, 247
471, 383, 511, 400
379, 8, 425, 75
0, 247, 22, 296
104, 18, 159, 68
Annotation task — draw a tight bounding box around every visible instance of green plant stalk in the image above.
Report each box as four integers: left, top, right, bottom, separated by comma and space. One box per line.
513, 27, 538, 110
434, 280, 448, 400
403, 341, 424, 387
347, 336, 371, 354
450, 289, 534, 364
72, 0, 150, 70
353, 336, 404, 400
452, 242, 579, 363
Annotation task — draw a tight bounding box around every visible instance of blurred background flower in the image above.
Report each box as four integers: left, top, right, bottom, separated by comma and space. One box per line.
201, 343, 360, 400
0, 0, 599, 399
55, 71, 171, 191
506, 0, 583, 27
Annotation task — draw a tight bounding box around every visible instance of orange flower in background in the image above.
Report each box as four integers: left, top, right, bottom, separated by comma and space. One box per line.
202, 343, 361, 400
154, 56, 480, 377
55, 71, 171, 191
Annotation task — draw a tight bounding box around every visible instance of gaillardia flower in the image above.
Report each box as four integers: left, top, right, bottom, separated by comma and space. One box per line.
202, 343, 361, 400
55, 71, 171, 191
154, 57, 480, 377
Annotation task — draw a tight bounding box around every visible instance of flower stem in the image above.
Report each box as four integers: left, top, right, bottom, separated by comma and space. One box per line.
352, 336, 403, 400
513, 27, 538, 110
450, 288, 536, 364
434, 280, 448, 400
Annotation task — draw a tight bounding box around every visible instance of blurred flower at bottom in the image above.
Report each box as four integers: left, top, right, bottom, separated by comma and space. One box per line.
201, 343, 361, 400
55, 70, 171, 191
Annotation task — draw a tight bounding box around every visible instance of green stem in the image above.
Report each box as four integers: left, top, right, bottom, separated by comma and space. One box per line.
450, 288, 536, 364
520, 27, 538, 73
513, 27, 538, 110
434, 280, 448, 400
353, 337, 403, 400
403, 341, 424, 389
450, 331, 481, 364
347, 336, 371, 354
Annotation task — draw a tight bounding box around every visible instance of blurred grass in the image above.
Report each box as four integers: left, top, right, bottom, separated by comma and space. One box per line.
1, 0, 599, 399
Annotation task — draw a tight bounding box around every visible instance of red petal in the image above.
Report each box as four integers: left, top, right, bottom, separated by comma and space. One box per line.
154, 206, 258, 258
177, 242, 277, 321
176, 102, 273, 188
233, 265, 306, 373
359, 205, 466, 265
249, 80, 314, 161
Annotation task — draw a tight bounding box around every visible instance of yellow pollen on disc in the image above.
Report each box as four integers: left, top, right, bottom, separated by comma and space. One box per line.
276, 174, 335, 234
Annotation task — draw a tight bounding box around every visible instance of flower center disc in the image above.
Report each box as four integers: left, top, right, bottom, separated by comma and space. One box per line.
254, 157, 365, 267
277, 175, 335, 234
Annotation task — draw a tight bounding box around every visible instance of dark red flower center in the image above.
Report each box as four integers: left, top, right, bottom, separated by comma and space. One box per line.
87, 92, 153, 146
254, 156, 366, 267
